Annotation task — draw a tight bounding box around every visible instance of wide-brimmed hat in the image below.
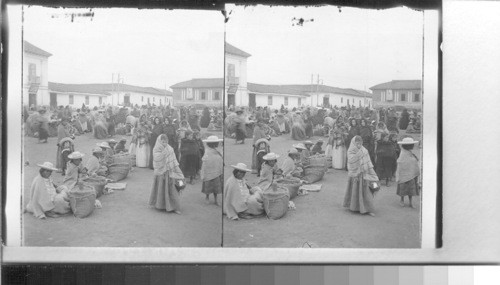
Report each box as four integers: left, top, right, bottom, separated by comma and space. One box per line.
67, 151, 85, 159
304, 140, 314, 145
263, 153, 280, 161
97, 142, 110, 149
397, 137, 419, 145
92, 147, 104, 154
37, 162, 58, 171
254, 138, 269, 146
59, 137, 74, 145
288, 148, 299, 155
293, 143, 307, 150
202, 135, 223, 143
316, 139, 324, 144
119, 137, 127, 142
108, 139, 117, 144
231, 163, 252, 172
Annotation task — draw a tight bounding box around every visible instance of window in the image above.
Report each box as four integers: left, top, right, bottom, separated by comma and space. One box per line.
28, 63, 37, 83
414, 93, 420, 102
284, 96, 288, 106
214, 91, 220, 100
85, 96, 89, 105
347, 99, 350, 106
201, 91, 207, 100
268, 95, 273, 106
99, 96, 102, 105
298, 98, 301, 106
400, 93, 407, 102
69, 94, 74, 104
227, 63, 235, 78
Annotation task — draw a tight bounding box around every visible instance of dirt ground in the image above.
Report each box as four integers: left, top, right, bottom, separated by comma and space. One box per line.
22, 130, 223, 247
223, 133, 422, 248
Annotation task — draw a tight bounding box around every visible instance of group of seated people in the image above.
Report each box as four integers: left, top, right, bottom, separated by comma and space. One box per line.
26, 138, 129, 219
224, 139, 325, 220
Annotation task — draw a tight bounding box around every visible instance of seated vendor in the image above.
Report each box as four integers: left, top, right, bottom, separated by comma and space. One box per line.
114, 138, 128, 154
293, 143, 309, 166
97, 142, 113, 165
311, 139, 324, 155
257, 152, 280, 191
26, 162, 71, 219
280, 147, 303, 178
223, 163, 264, 220
303, 140, 314, 157
85, 147, 108, 177
62, 151, 87, 190
107, 139, 118, 155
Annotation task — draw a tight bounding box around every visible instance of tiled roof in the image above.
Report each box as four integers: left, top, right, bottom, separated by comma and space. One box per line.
49, 82, 172, 96
225, 42, 251, 58
248, 83, 371, 98
170, 78, 224, 89
24, 41, 52, 57
369, 80, 422, 90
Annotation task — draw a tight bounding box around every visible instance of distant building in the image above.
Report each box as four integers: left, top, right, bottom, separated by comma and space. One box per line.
370, 80, 422, 110
225, 42, 251, 107
23, 41, 52, 107
170, 78, 224, 108
48, 83, 173, 109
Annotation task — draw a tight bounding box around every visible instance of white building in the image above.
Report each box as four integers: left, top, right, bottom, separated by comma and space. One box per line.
23, 41, 51, 107
225, 42, 251, 107
48, 83, 173, 109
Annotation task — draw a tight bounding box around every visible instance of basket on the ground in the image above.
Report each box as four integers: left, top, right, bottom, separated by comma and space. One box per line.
263, 189, 290, 220
81, 176, 107, 198
308, 154, 328, 168
112, 153, 131, 167
278, 178, 302, 200
69, 184, 96, 218
303, 164, 326, 184
107, 163, 130, 182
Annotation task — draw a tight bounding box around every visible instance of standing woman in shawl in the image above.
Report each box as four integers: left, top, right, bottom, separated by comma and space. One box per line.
36, 109, 50, 143
135, 122, 151, 168
164, 117, 179, 160
331, 124, 348, 170
194, 131, 205, 178
343, 136, 379, 216
395, 137, 420, 208
346, 118, 360, 150
179, 130, 200, 184
359, 119, 375, 164
233, 109, 247, 144
149, 134, 185, 214
200, 136, 223, 205
149, 117, 165, 169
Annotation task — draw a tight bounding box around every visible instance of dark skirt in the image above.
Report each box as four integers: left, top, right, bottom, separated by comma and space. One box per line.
201, 175, 223, 195
376, 156, 395, 180
94, 122, 108, 139
343, 174, 375, 214
235, 124, 246, 141
149, 173, 180, 212
291, 124, 306, 141
180, 154, 200, 177
38, 126, 49, 141
396, 177, 420, 197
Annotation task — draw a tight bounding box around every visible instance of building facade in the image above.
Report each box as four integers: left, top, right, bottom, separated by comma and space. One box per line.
23, 41, 52, 107
170, 78, 224, 108
225, 43, 251, 107
370, 80, 422, 110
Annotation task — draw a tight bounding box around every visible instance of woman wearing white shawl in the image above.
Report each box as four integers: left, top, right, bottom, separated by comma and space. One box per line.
224, 163, 264, 220
149, 134, 185, 214
343, 136, 379, 216
395, 137, 421, 208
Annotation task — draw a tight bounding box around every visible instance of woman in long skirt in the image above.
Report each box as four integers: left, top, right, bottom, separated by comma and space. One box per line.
200, 136, 223, 205
179, 130, 200, 184
93, 111, 108, 139
375, 133, 397, 186
343, 136, 379, 216
135, 127, 151, 168
149, 134, 185, 214
36, 109, 50, 143
396, 137, 421, 208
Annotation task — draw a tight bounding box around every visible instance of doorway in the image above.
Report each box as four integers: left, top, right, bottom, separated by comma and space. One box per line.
227, 94, 235, 107
50, 93, 58, 109
249, 93, 256, 109
29, 93, 37, 107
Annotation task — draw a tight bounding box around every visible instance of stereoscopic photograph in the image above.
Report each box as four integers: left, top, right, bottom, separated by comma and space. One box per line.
19, 6, 224, 247
222, 5, 429, 248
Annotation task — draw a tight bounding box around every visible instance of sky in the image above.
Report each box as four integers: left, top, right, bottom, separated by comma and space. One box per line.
23, 5, 429, 92
225, 5, 426, 91
23, 7, 224, 90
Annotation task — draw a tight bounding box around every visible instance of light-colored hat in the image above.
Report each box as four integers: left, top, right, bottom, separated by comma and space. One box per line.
37, 162, 58, 171
67, 151, 85, 159
97, 142, 110, 149
293, 143, 307, 150
108, 139, 117, 144
231, 163, 252, 172
397, 137, 419, 145
202, 135, 223, 143
92, 147, 104, 154
254, 138, 269, 146
288, 148, 299, 155
119, 137, 127, 142
317, 139, 324, 144
304, 140, 314, 145
263, 152, 280, 161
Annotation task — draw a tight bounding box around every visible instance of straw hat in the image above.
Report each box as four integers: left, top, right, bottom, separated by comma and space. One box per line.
202, 135, 223, 143
230, 163, 252, 172
108, 139, 117, 144
263, 153, 280, 161
119, 137, 127, 142
304, 140, 314, 145
97, 142, 110, 149
37, 162, 58, 171
397, 137, 419, 145
293, 143, 307, 150
92, 147, 104, 154
288, 148, 299, 155
316, 139, 324, 144
67, 151, 85, 159
254, 138, 269, 146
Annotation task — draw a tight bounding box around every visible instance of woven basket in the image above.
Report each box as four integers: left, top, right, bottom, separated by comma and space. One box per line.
263, 190, 290, 220
112, 153, 131, 167
303, 164, 326, 183
278, 179, 302, 200
107, 163, 130, 182
308, 155, 328, 168
81, 177, 107, 198
69, 184, 96, 218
